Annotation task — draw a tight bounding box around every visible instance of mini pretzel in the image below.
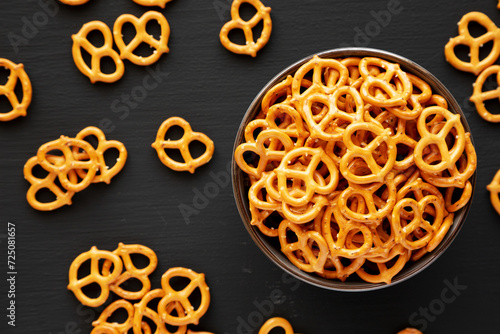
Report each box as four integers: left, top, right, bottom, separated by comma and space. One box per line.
392, 196, 445, 251
487, 169, 500, 215
0, 58, 32, 122
219, 0, 272, 57
414, 106, 465, 174
278, 219, 329, 273
398, 328, 423, 334
92, 299, 135, 333
36, 136, 99, 192
102, 243, 158, 300
132, 0, 173, 8
74, 126, 128, 184
152, 117, 215, 173
67, 246, 123, 307
291, 55, 349, 99
24, 156, 77, 211
234, 129, 294, 179
158, 267, 210, 326
133, 289, 171, 334
470, 64, 500, 122
258, 317, 295, 334
358, 57, 412, 107
113, 11, 170, 66
339, 121, 397, 184
338, 172, 396, 224
72, 21, 125, 83
301, 86, 365, 141
91, 325, 119, 334
445, 12, 500, 75
59, 0, 91, 4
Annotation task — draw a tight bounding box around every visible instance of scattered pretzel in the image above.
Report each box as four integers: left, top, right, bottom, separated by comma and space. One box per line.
470, 64, 500, 122
235, 55, 476, 284
67, 246, 123, 307
102, 243, 158, 300
219, 0, 272, 57
0, 58, 32, 121
444, 11, 500, 75
24, 155, 77, 211
59, 0, 91, 4
258, 317, 294, 334
24, 127, 127, 211
113, 11, 170, 66
72, 21, 125, 83
487, 169, 500, 215
132, 0, 173, 8
158, 267, 211, 326
152, 117, 215, 173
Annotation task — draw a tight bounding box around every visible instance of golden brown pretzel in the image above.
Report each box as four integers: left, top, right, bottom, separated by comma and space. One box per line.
113, 11, 170, 66
36, 136, 99, 192
59, 0, 91, 4
0, 58, 32, 122
219, 0, 272, 57
258, 317, 295, 334
275, 147, 339, 207
158, 267, 210, 326
132, 0, 173, 8
92, 299, 135, 333
152, 117, 215, 173
445, 11, 500, 75
487, 169, 500, 215
358, 56, 412, 108
278, 219, 329, 273
414, 106, 465, 174
24, 156, 77, 211
74, 126, 128, 184
67, 246, 123, 307
470, 64, 500, 122
132, 289, 171, 334
102, 243, 158, 300
339, 121, 397, 184
234, 129, 294, 179
72, 21, 125, 83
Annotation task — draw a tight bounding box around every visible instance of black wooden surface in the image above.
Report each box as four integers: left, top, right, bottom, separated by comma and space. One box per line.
0, 0, 499, 333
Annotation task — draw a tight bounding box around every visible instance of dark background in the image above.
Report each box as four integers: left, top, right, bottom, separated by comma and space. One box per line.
0, 0, 499, 333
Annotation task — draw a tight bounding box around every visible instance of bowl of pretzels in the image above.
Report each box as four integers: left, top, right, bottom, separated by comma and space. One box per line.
231, 48, 477, 291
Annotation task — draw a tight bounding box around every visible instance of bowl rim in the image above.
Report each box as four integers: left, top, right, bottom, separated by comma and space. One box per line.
231, 47, 476, 292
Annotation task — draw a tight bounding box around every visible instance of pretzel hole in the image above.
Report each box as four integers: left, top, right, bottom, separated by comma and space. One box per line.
396, 143, 412, 162
263, 211, 283, 230
105, 306, 130, 325
13, 78, 25, 108
87, 29, 106, 48
133, 42, 158, 58
81, 282, 102, 300
466, 20, 488, 38
0, 95, 13, 115
100, 56, 118, 75
310, 100, 328, 117
146, 19, 163, 41
481, 94, 500, 115
0, 66, 10, 86
480, 41, 495, 64
31, 163, 51, 179
451, 44, 471, 63
165, 125, 184, 141
238, 2, 258, 21
34, 187, 58, 204
116, 277, 144, 295
243, 151, 259, 166
129, 253, 152, 270
227, 28, 247, 47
